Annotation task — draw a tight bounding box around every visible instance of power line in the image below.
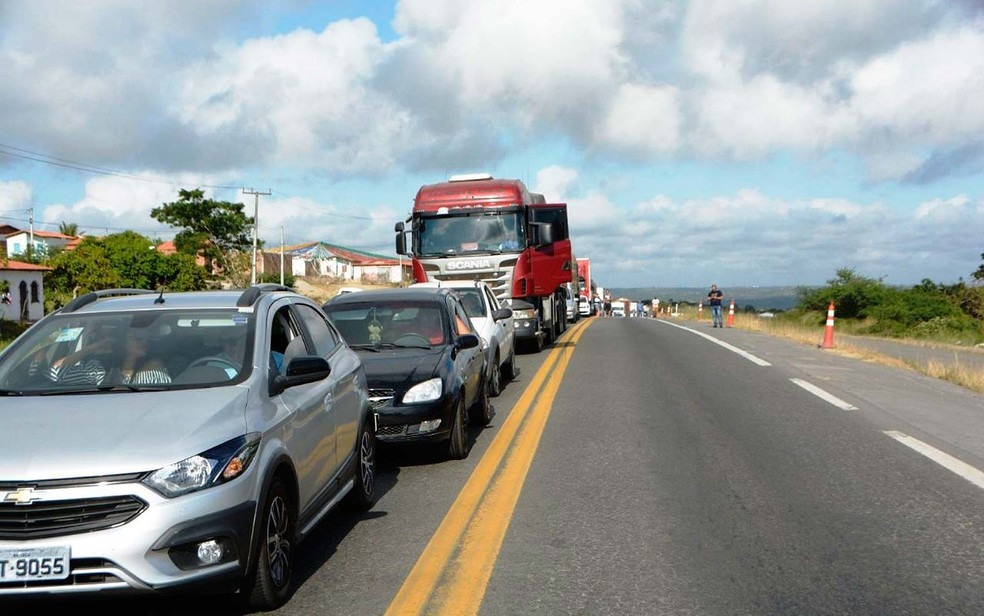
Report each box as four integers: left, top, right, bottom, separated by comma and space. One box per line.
0, 141, 243, 190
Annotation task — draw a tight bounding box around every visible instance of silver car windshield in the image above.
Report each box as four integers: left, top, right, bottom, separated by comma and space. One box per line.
0, 309, 255, 395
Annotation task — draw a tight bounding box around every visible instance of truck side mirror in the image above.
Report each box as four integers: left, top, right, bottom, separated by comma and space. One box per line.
394, 222, 404, 233
530, 222, 554, 247
396, 230, 407, 256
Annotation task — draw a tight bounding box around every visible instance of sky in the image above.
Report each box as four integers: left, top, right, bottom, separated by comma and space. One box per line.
0, 0, 982, 289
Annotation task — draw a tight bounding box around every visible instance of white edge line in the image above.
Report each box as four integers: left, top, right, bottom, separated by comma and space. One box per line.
884, 431, 984, 491
656, 320, 772, 366
789, 378, 859, 410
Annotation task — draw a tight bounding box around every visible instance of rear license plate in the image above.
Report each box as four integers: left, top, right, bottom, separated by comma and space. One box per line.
0, 547, 70, 582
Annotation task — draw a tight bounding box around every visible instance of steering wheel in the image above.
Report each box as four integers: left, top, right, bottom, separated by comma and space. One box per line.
393, 333, 431, 346
185, 356, 241, 373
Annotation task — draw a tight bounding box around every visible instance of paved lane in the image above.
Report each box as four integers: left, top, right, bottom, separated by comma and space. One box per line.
483, 317, 984, 615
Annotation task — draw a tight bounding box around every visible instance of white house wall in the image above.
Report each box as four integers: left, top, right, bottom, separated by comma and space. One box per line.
0, 271, 45, 321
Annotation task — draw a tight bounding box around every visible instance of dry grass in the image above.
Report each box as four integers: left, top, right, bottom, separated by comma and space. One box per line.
673, 309, 984, 395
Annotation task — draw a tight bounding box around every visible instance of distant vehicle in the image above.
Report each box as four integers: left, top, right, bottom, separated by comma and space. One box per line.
411, 279, 516, 397
578, 296, 592, 317
395, 173, 573, 352
323, 287, 490, 460
563, 282, 579, 324
612, 302, 626, 318
0, 285, 376, 611
336, 286, 364, 296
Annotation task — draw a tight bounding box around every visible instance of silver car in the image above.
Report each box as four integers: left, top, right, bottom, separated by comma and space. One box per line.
0, 285, 375, 610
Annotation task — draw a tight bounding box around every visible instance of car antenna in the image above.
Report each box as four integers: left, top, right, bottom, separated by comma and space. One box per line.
154, 287, 166, 305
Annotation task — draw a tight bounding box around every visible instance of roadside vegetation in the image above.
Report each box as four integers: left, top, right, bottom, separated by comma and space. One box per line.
0, 188, 397, 353
672, 265, 984, 394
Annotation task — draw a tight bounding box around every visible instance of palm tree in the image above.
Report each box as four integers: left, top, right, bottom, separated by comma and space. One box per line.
59, 221, 79, 237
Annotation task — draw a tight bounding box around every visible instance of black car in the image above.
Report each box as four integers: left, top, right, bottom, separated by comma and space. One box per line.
323, 287, 490, 459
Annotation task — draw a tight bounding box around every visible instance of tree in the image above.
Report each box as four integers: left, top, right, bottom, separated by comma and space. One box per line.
974, 252, 984, 282
151, 188, 254, 276
59, 221, 79, 237
43, 232, 207, 311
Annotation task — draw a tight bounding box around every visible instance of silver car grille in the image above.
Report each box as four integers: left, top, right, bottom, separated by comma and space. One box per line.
0, 495, 147, 540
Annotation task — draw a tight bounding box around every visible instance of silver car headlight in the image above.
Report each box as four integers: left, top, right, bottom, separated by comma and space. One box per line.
402, 377, 443, 404
144, 434, 261, 498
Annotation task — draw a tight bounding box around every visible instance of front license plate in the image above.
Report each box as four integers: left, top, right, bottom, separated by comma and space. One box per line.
0, 547, 70, 582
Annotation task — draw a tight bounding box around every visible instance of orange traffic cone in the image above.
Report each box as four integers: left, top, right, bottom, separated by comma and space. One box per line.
821, 302, 836, 348
726, 300, 735, 328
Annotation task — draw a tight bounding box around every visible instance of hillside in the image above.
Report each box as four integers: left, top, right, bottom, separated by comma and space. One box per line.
607, 286, 813, 311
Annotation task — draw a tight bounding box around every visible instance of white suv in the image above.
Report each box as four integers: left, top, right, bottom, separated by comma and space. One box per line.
410, 280, 516, 397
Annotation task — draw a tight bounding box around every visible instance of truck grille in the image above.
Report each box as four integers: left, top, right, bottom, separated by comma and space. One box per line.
0, 496, 147, 540
423, 258, 518, 300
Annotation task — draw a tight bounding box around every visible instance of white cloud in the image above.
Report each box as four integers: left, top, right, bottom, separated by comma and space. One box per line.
0, 181, 32, 212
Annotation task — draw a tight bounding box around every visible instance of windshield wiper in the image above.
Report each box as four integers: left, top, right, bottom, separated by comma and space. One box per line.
384, 342, 433, 350
0, 389, 25, 396
351, 344, 381, 352
39, 384, 168, 395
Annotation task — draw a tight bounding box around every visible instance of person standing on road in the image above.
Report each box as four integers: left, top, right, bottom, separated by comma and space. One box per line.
707, 284, 724, 327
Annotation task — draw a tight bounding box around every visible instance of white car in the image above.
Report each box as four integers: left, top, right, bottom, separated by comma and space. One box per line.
410, 280, 517, 397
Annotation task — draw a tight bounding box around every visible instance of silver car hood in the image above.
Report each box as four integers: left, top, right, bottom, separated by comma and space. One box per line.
0, 387, 250, 481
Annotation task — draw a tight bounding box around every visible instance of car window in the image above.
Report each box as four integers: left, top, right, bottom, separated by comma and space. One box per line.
483, 287, 500, 311
456, 288, 486, 318
450, 298, 474, 336
293, 303, 339, 357
270, 306, 304, 373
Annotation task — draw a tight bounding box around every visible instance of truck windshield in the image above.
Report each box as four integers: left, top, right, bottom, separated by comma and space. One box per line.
416, 211, 525, 257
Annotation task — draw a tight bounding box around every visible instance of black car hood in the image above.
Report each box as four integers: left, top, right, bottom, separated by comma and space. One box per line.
357, 347, 447, 389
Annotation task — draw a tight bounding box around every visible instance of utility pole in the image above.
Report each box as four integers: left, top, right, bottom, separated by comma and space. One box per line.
28, 207, 34, 259
242, 188, 271, 285
280, 226, 285, 286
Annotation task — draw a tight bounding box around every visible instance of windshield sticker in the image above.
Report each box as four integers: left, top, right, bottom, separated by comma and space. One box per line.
233, 315, 249, 325
238, 307, 255, 314
55, 327, 84, 342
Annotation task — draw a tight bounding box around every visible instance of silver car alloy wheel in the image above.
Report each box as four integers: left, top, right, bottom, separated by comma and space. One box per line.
265, 495, 292, 589
359, 427, 375, 497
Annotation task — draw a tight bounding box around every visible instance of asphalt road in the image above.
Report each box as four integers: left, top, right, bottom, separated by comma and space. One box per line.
10, 316, 984, 615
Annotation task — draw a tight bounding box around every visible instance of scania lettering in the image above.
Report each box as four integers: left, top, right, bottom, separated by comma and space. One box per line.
396, 173, 573, 351
447, 259, 493, 271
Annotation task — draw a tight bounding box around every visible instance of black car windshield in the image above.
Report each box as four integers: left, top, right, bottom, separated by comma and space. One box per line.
415, 211, 525, 257
324, 300, 447, 347
0, 309, 255, 394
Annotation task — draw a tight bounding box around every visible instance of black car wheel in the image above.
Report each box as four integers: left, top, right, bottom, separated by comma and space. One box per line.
472, 372, 494, 426
242, 477, 295, 611
488, 352, 502, 397
344, 418, 376, 512
447, 396, 471, 460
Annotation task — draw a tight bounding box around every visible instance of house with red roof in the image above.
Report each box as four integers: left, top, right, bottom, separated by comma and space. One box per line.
4, 229, 77, 258
262, 241, 409, 284
1, 260, 53, 321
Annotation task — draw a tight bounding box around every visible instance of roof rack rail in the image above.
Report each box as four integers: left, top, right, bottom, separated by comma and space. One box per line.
236, 283, 294, 307
61, 288, 156, 313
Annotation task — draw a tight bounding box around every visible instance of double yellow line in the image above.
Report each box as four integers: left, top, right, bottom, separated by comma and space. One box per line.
384, 318, 593, 616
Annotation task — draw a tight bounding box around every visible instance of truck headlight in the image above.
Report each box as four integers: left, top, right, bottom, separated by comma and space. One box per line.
144, 434, 261, 498
402, 377, 442, 404
513, 308, 536, 320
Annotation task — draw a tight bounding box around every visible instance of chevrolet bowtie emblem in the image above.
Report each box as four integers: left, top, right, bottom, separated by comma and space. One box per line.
1, 487, 43, 505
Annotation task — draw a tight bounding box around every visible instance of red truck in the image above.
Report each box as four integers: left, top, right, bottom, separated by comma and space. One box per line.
577, 257, 595, 316
395, 173, 573, 352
